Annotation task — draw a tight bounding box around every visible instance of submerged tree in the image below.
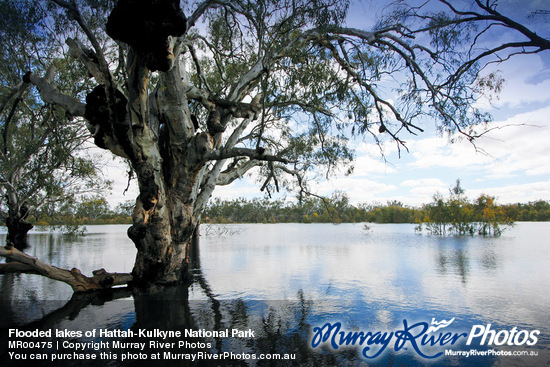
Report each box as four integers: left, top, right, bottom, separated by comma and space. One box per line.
0, 0, 109, 248
1, 0, 548, 289
419, 180, 513, 236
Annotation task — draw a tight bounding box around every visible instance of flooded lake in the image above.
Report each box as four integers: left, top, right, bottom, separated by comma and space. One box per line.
1, 223, 549, 366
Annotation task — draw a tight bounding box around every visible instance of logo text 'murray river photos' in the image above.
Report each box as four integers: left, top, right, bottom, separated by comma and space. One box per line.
310, 318, 539, 359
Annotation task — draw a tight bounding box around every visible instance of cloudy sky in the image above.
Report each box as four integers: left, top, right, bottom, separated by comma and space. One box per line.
104, 0, 550, 208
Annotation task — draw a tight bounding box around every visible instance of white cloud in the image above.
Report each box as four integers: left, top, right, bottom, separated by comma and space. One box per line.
406, 137, 493, 170
475, 107, 550, 178
477, 54, 550, 109
466, 180, 550, 204
311, 177, 397, 204
408, 185, 443, 198
404, 105, 550, 180
401, 178, 445, 187
399, 179, 449, 205
211, 175, 265, 200
352, 153, 397, 175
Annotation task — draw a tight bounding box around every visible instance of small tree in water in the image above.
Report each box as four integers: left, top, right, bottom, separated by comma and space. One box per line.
474, 194, 513, 236
419, 180, 513, 236
0, 0, 547, 289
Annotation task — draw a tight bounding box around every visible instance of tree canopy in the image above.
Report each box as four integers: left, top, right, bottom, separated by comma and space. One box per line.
0, 0, 110, 247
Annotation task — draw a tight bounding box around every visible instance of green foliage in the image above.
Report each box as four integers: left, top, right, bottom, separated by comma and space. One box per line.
34, 195, 132, 230
203, 188, 547, 228
418, 180, 514, 236
361, 200, 421, 224
114, 200, 135, 217
204, 191, 362, 224
0, 0, 111, 241
501, 200, 550, 222
27, 190, 546, 229
189, 0, 361, 192
75, 195, 111, 220
204, 191, 416, 224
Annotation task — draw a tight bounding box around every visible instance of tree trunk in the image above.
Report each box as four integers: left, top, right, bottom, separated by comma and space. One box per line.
128, 193, 198, 286
117, 46, 211, 287
9, 0, 282, 291
6, 215, 33, 250
121, 93, 204, 286
65, 2, 240, 288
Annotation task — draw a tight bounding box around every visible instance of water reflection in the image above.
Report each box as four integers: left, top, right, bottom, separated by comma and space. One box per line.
1, 223, 549, 366
435, 246, 470, 284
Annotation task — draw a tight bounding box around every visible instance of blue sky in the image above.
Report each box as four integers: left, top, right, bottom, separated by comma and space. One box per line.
104, 0, 550, 208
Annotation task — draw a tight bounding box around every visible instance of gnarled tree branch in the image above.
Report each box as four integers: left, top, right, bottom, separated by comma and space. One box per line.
27, 67, 86, 117
0, 245, 132, 292
66, 38, 108, 85
217, 159, 261, 186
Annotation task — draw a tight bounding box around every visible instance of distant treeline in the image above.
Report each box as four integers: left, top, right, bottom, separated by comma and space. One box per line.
28, 189, 550, 234
203, 191, 550, 225
30, 196, 133, 233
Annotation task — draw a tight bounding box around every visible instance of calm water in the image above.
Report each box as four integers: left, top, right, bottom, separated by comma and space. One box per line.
1, 223, 549, 366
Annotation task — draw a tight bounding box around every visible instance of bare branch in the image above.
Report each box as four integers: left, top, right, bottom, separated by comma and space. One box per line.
188, 44, 211, 92
66, 38, 107, 85
187, 0, 219, 30
205, 147, 288, 163
0, 246, 132, 292
1, 82, 30, 157
216, 159, 261, 186
439, 0, 550, 51
50, 0, 112, 82
27, 66, 86, 116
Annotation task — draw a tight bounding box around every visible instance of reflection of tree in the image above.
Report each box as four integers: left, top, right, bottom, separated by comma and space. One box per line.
0, 287, 133, 366
122, 279, 350, 366
435, 237, 501, 284
1, 287, 133, 330
0, 274, 16, 327
1, 233, 369, 366
480, 246, 498, 271
1, 271, 356, 366
435, 243, 470, 284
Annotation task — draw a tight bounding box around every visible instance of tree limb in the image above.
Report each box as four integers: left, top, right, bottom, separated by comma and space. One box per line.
66, 38, 108, 85
50, 0, 112, 83
187, 0, 219, 30
27, 67, 86, 117
439, 0, 550, 51
0, 246, 132, 292
216, 159, 261, 185
1, 82, 30, 157
204, 147, 288, 163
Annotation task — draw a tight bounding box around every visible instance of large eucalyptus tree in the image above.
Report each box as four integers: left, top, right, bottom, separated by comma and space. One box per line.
1, 0, 548, 290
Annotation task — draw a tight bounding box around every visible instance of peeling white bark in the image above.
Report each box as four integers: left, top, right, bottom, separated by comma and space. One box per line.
28, 71, 86, 117
66, 38, 108, 85
216, 159, 261, 186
